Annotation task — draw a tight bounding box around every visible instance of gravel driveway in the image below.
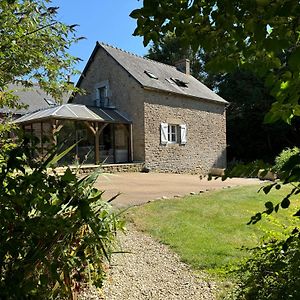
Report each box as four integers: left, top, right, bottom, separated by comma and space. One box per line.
102, 226, 217, 300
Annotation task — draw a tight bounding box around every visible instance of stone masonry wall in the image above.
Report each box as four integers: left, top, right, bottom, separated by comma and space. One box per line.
144, 91, 227, 175
73, 47, 145, 162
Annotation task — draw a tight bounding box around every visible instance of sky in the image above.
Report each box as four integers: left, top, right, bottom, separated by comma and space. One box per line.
51, 0, 149, 80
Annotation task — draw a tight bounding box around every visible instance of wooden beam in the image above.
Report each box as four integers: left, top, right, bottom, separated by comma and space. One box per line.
84, 121, 96, 135
95, 123, 100, 164
94, 123, 108, 164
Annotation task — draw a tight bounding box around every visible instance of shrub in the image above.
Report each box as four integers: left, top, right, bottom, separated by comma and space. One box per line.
228, 229, 300, 300
274, 147, 300, 176
0, 141, 124, 299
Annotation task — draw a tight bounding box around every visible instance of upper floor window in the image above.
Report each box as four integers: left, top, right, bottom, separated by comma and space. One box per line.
95, 80, 113, 108
98, 86, 109, 107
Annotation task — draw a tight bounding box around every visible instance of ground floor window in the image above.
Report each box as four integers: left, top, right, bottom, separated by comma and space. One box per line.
160, 122, 187, 145
168, 124, 178, 143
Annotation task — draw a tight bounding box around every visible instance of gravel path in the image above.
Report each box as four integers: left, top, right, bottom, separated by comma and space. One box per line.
99, 226, 216, 300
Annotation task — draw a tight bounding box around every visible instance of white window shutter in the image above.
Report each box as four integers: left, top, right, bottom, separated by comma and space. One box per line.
160, 123, 168, 145
180, 124, 187, 145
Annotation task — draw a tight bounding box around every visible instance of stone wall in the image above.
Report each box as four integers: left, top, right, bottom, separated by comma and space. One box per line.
144, 90, 227, 175
54, 163, 144, 175
73, 47, 145, 162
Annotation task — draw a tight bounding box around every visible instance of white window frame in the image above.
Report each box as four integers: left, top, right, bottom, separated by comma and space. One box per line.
161, 123, 187, 145
168, 124, 178, 144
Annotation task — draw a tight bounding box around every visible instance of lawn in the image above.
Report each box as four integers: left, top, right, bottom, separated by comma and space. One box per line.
125, 184, 298, 274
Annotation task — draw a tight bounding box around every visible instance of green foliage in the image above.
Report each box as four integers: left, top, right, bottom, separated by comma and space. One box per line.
274, 147, 300, 175
0, 141, 124, 299
131, 0, 300, 124
228, 229, 300, 300
0, 0, 81, 101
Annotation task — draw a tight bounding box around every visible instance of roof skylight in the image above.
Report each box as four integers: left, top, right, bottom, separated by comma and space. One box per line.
44, 98, 57, 106
170, 78, 188, 88
144, 70, 158, 79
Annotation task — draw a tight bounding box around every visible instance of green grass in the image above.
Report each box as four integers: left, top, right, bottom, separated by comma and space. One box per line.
126, 184, 298, 274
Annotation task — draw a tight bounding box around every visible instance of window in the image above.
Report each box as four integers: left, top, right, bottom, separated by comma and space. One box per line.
98, 86, 109, 107
168, 78, 188, 88
160, 123, 187, 145
168, 124, 177, 143
44, 98, 57, 106
95, 80, 112, 108
98, 86, 107, 100
144, 70, 158, 79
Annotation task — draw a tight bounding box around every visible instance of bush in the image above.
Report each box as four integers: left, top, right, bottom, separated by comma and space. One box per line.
274, 147, 300, 176
228, 229, 300, 300
0, 141, 124, 299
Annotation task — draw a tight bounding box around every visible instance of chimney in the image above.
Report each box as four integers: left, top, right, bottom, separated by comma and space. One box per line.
174, 59, 190, 75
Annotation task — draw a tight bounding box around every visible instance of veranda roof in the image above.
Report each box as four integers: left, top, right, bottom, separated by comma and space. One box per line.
14, 104, 131, 124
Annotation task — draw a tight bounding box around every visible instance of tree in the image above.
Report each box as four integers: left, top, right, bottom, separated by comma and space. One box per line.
0, 0, 81, 108
146, 32, 203, 80
131, 0, 300, 124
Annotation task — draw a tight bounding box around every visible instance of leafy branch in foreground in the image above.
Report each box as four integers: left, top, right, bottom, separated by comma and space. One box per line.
0, 141, 124, 299
131, 0, 300, 124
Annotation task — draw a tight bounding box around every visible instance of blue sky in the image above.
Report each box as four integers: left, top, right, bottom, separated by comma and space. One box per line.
51, 0, 148, 79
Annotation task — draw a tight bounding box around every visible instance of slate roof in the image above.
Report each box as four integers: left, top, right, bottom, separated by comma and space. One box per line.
77, 42, 227, 105
0, 84, 68, 115
14, 104, 131, 124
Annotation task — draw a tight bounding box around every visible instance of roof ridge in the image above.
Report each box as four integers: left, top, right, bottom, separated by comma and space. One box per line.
97, 41, 177, 70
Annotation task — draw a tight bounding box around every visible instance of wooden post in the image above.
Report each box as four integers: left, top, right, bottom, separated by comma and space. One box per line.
52, 120, 57, 146
41, 122, 44, 156
113, 124, 116, 163
83, 122, 108, 165
95, 123, 100, 164
52, 119, 63, 147
129, 123, 133, 162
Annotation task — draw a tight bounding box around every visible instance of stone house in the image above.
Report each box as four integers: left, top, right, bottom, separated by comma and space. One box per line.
70, 42, 228, 174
